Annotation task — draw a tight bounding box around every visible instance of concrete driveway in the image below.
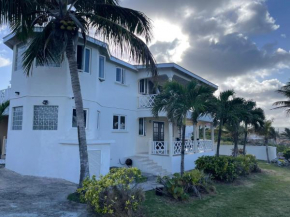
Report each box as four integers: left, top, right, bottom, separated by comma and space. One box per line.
0, 167, 91, 217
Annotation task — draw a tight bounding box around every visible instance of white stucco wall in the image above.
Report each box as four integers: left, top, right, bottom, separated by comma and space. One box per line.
215, 145, 277, 161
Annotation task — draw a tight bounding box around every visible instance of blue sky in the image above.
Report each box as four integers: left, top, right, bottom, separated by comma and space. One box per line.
0, 0, 290, 127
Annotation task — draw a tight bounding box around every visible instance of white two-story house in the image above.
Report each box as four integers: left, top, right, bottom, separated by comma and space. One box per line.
1, 32, 218, 183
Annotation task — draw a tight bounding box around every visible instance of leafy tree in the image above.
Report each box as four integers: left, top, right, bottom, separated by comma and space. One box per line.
242, 100, 265, 155
0, 101, 9, 121
152, 81, 214, 175
0, 0, 156, 187
281, 128, 290, 140
273, 80, 290, 114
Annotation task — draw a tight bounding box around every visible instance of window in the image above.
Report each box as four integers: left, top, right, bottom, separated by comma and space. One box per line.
15, 44, 26, 71
33, 106, 58, 130
116, 67, 125, 84
77, 45, 91, 73
72, 109, 88, 128
139, 79, 148, 94
99, 55, 105, 79
139, 118, 146, 136
113, 115, 126, 130
12, 107, 23, 130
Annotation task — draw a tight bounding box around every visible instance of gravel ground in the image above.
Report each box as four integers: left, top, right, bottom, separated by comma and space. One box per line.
0, 167, 92, 217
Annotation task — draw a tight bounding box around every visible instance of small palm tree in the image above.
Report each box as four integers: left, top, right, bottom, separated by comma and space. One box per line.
242, 100, 265, 155
0, 101, 9, 121
258, 119, 275, 163
0, 0, 156, 187
273, 81, 290, 114
281, 128, 290, 140
152, 80, 214, 175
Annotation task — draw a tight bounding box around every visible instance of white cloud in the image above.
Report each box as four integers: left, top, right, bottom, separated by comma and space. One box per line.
0, 56, 11, 67
281, 34, 286, 38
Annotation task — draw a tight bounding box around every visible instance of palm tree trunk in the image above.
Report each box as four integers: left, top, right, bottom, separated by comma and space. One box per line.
265, 138, 270, 163
216, 120, 223, 157
180, 124, 186, 175
243, 124, 248, 155
66, 37, 90, 187
233, 132, 238, 157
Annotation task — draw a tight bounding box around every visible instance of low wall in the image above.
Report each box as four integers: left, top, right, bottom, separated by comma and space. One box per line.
215, 145, 277, 161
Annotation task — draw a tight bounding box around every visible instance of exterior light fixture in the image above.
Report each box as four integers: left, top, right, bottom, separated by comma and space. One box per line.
42, 100, 49, 105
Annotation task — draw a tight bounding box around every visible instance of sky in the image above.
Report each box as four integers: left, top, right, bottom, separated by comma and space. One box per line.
0, 0, 289, 128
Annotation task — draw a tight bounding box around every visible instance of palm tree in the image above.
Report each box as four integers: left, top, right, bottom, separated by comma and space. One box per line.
258, 119, 275, 163
242, 100, 265, 155
0, 101, 9, 121
213, 90, 244, 157
152, 80, 214, 175
281, 128, 290, 139
0, 0, 156, 187
273, 80, 290, 114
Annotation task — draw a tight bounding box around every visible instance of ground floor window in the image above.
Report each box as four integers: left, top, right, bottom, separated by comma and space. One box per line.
12, 106, 23, 130
33, 106, 58, 130
113, 115, 126, 130
72, 109, 88, 128
139, 118, 146, 136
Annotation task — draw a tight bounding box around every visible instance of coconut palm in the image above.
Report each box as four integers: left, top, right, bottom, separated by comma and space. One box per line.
242, 100, 265, 155
258, 119, 275, 163
0, 101, 9, 121
273, 80, 290, 114
152, 80, 214, 175
281, 128, 290, 140
0, 0, 156, 187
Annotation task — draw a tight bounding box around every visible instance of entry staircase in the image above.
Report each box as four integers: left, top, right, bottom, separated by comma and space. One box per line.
131, 155, 170, 177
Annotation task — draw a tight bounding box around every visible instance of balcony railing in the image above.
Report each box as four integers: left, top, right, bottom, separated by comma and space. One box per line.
0, 88, 11, 104
138, 94, 158, 108
151, 140, 214, 156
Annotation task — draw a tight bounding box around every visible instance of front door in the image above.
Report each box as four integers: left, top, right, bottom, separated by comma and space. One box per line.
153, 122, 164, 141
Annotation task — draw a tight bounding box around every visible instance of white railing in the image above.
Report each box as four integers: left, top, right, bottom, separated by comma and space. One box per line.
173, 141, 195, 155
197, 140, 214, 152
152, 141, 168, 155
138, 94, 158, 108
0, 88, 11, 104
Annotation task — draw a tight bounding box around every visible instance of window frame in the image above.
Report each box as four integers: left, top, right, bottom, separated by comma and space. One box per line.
139, 78, 148, 94
98, 55, 106, 80
12, 106, 23, 130
115, 67, 125, 84
112, 114, 127, 131
139, 118, 146, 136
33, 105, 59, 131
72, 108, 89, 129
77, 45, 91, 73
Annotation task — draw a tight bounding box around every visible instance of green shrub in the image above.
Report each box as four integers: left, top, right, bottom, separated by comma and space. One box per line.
78, 167, 144, 216
283, 149, 290, 160
195, 155, 260, 182
157, 170, 215, 200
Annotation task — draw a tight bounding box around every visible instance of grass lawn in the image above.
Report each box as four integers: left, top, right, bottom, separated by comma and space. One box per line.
143, 161, 290, 217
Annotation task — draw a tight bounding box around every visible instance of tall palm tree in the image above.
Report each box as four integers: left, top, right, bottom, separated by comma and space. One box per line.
281, 128, 290, 139
242, 100, 265, 155
0, 0, 156, 187
258, 119, 275, 163
0, 101, 9, 121
273, 80, 290, 114
152, 80, 214, 175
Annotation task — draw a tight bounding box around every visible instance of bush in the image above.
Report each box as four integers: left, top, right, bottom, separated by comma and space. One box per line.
157, 170, 215, 200
283, 149, 290, 160
195, 155, 260, 182
78, 167, 145, 216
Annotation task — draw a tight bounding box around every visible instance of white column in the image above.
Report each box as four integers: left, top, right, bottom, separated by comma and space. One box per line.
211, 123, 215, 148
203, 125, 206, 140
168, 76, 173, 82
169, 122, 173, 156
197, 124, 200, 139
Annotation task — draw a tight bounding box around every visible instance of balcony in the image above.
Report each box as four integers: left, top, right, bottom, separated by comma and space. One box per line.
138, 94, 158, 109
0, 88, 11, 104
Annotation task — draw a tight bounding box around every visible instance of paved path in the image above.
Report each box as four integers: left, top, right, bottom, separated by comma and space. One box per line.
0, 167, 91, 217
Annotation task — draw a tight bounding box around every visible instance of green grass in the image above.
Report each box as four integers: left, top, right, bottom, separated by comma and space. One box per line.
143, 162, 290, 217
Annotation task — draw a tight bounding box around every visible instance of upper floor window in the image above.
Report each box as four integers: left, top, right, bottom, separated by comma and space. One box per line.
12, 106, 23, 130
99, 55, 105, 79
33, 106, 58, 130
15, 44, 26, 71
116, 67, 125, 84
77, 45, 91, 73
113, 115, 126, 130
72, 109, 88, 128
139, 79, 148, 94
